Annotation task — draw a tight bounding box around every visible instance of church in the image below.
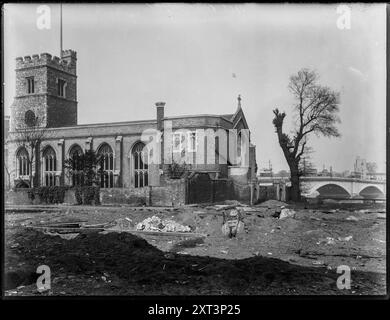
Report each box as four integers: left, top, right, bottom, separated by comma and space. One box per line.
6, 49, 258, 204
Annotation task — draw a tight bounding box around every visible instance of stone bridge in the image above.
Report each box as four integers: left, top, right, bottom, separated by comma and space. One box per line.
301, 176, 386, 199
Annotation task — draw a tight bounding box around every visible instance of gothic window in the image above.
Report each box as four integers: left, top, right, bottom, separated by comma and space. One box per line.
69, 145, 84, 186
57, 78, 67, 97
43, 146, 57, 186
172, 133, 182, 153
26, 77, 34, 94
238, 131, 242, 161
188, 131, 197, 152
24, 110, 36, 127
16, 147, 29, 177
132, 142, 148, 188
98, 144, 114, 188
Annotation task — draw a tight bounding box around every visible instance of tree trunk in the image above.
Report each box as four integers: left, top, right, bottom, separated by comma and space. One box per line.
289, 162, 301, 202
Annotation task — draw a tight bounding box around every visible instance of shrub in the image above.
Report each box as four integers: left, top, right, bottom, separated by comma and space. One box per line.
27, 186, 69, 204
74, 186, 100, 205
167, 161, 188, 179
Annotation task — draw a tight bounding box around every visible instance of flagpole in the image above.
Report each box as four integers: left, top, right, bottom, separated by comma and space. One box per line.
60, 3, 63, 56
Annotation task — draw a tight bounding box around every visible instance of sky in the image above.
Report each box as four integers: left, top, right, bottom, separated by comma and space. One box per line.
3, 3, 386, 173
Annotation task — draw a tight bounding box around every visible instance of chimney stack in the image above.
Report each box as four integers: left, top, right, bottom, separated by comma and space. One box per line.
156, 101, 165, 131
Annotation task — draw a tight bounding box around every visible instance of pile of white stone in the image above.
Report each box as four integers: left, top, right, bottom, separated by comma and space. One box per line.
136, 216, 191, 233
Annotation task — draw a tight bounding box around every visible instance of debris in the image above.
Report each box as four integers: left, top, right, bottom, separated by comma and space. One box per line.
136, 216, 191, 233
279, 208, 296, 220
220, 250, 228, 254
312, 260, 325, 265
376, 213, 386, 219
44, 232, 79, 240
109, 218, 134, 230
346, 216, 359, 222
317, 237, 336, 245
240, 207, 262, 213
322, 209, 339, 214
272, 207, 282, 218
373, 238, 385, 243
338, 235, 353, 242
255, 199, 287, 208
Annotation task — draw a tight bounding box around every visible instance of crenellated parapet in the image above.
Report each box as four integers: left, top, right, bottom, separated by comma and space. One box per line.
16, 50, 77, 75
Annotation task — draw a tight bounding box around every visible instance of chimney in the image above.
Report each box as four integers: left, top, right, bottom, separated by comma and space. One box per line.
155, 101, 165, 131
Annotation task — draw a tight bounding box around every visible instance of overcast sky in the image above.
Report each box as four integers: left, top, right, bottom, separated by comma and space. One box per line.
3, 3, 386, 172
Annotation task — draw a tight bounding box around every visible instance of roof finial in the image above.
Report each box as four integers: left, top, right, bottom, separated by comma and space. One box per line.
237, 94, 242, 108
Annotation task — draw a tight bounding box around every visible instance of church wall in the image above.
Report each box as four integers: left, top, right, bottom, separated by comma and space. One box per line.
47, 96, 77, 127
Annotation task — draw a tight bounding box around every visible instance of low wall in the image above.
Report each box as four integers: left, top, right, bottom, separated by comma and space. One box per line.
5, 188, 76, 205
150, 178, 186, 207
5, 189, 32, 205
100, 188, 150, 206
6, 178, 250, 207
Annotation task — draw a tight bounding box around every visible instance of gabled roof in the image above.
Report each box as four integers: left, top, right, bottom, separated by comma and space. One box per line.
231, 95, 249, 129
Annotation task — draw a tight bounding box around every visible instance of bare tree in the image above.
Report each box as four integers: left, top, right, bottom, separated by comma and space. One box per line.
366, 162, 377, 174
13, 114, 52, 188
272, 69, 341, 201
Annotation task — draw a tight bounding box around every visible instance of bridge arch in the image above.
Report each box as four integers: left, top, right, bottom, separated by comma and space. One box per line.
302, 180, 352, 198
315, 183, 351, 198
358, 185, 385, 199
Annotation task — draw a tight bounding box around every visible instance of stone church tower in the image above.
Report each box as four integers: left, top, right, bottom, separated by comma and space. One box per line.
10, 50, 77, 130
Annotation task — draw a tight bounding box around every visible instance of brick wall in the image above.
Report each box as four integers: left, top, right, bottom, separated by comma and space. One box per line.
150, 178, 186, 206
5, 188, 76, 205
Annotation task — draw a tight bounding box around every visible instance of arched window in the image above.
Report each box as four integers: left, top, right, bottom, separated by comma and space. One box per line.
69, 145, 84, 186
16, 147, 29, 177
97, 143, 114, 188
132, 142, 148, 188
43, 146, 57, 186
238, 131, 242, 157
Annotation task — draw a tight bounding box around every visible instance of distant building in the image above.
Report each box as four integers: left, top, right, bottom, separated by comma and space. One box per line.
318, 166, 330, 177
352, 156, 367, 179
303, 167, 318, 176
367, 172, 386, 181
258, 167, 273, 178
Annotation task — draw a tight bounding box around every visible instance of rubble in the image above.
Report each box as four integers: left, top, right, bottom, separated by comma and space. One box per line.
338, 235, 353, 242
255, 199, 287, 208
279, 208, 296, 220
346, 215, 359, 222
136, 216, 191, 233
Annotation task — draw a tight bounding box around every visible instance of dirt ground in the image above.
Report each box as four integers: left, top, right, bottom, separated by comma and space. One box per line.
4, 200, 386, 295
